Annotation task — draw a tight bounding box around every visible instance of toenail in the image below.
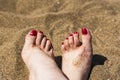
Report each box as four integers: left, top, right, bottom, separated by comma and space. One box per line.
74, 32, 78, 34
82, 27, 87, 35
69, 34, 73, 36
30, 30, 37, 36
39, 31, 43, 34
66, 38, 68, 40
62, 42, 64, 45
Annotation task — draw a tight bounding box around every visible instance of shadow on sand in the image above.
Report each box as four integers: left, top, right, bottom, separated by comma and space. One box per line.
55, 54, 107, 79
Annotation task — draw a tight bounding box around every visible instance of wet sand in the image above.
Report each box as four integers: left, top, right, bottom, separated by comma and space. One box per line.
0, 0, 120, 80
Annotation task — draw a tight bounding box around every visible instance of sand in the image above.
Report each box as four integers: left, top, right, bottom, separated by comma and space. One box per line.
0, 0, 120, 80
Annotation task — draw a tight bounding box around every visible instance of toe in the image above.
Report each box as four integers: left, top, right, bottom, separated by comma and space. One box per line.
64, 38, 70, 50
48, 48, 54, 57
61, 42, 66, 52
73, 32, 81, 47
36, 31, 43, 45
68, 34, 74, 48
45, 40, 54, 57
40, 36, 47, 49
24, 30, 37, 47
45, 39, 52, 51
81, 27, 92, 52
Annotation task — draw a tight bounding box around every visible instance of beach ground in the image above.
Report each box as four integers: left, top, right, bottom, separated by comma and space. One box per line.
0, 0, 120, 80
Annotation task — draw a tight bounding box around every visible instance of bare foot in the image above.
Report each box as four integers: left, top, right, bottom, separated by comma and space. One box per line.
21, 30, 67, 80
61, 28, 93, 80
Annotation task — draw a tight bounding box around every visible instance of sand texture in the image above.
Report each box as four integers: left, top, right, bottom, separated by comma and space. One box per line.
0, 0, 120, 80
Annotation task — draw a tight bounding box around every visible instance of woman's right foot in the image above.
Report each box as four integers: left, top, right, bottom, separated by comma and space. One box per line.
61, 28, 93, 80
21, 30, 67, 80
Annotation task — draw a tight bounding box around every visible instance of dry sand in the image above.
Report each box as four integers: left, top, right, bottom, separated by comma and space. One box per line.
0, 0, 120, 80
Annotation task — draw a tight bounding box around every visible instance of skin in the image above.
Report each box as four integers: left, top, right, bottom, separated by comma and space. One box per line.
21, 30, 67, 80
61, 28, 93, 80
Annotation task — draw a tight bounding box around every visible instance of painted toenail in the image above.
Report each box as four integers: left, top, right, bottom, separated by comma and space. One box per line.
62, 42, 64, 45
74, 32, 78, 34
66, 38, 68, 40
39, 31, 43, 34
69, 34, 73, 36
82, 27, 87, 35
30, 30, 37, 36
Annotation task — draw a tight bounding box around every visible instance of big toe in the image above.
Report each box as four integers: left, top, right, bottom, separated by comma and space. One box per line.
81, 27, 92, 52
24, 30, 37, 47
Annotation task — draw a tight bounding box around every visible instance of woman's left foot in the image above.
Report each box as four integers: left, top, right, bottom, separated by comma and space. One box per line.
21, 30, 67, 80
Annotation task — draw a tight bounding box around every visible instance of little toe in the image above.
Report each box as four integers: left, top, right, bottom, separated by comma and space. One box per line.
24, 30, 37, 47
81, 27, 92, 52
64, 38, 70, 50
73, 32, 81, 47
68, 34, 74, 48
36, 31, 43, 46
49, 48, 54, 57
40, 36, 47, 49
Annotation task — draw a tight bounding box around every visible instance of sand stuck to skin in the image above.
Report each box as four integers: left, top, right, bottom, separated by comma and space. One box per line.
0, 0, 120, 80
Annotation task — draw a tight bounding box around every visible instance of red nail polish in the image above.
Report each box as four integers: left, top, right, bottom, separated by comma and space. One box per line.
82, 27, 87, 35
30, 30, 37, 36
74, 32, 78, 34
69, 34, 73, 36
62, 42, 64, 45
66, 38, 68, 40
39, 31, 43, 34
